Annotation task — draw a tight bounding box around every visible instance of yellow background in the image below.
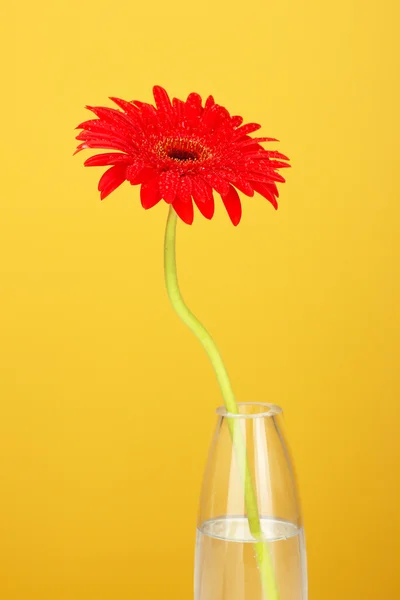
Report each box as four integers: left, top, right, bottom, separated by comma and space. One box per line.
1, 0, 399, 598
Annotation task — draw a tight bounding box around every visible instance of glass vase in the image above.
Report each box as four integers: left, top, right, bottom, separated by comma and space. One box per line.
195, 402, 307, 600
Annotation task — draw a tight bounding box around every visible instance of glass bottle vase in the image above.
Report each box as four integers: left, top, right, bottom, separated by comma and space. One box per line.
194, 402, 307, 600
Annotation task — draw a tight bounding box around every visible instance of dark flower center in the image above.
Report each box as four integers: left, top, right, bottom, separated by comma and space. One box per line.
157, 137, 211, 162
167, 148, 199, 161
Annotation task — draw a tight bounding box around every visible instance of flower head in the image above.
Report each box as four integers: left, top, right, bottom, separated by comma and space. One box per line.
75, 86, 290, 225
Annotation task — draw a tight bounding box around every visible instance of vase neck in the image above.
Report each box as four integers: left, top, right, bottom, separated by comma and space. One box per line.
216, 402, 283, 419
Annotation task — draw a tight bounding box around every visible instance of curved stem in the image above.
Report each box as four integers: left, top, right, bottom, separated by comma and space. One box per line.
164, 207, 236, 415
164, 205, 280, 600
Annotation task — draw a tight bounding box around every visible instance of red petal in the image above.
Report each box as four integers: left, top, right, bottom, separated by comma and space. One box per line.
85, 105, 137, 131
159, 170, 179, 203
76, 131, 136, 155
128, 166, 157, 185
268, 161, 291, 169
203, 104, 230, 130
140, 177, 162, 209
265, 150, 289, 160
234, 122, 261, 137
228, 174, 254, 197
192, 181, 214, 219
194, 196, 214, 219
202, 172, 230, 196
240, 144, 265, 155
250, 182, 279, 209
74, 143, 89, 155
85, 105, 117, 118
184, 93, 203, 123
184, 102, 200, 123
191, 177, 213, 204
153, 86, 173, 114
250, 170, 286, 183
205, 95, 215, 109
221, 185, 242, 226
249, 156, 290, 169
126, 162, 144, 183
237, 137, 279, 147
110, 97, 142, 121
75, 138, 133, 154
173, 197, 194, 225
172, 97, 185, 118
131, 100, 157, 116
177, 176, 192, 203
84, 153, 132, 167
186, 92, 203, 114
231, 115, 243, 127
76, 119, 123, 134
76, 125, 139, 151
98, 165, 127, 200
202, 104, 217, 128
269, 182, 279, 197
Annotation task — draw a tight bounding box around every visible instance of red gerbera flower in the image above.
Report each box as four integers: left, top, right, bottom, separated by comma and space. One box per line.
75, 86, 290, 225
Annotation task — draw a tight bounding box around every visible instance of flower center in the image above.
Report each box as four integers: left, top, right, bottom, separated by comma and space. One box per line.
157, 137, 211, 162
167, 148, 199, 161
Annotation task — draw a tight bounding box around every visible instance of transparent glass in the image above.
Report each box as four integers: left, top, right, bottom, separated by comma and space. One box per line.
195, 403, 307, 600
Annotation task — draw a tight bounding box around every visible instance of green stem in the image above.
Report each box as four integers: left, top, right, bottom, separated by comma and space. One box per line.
164, 205, 280, 600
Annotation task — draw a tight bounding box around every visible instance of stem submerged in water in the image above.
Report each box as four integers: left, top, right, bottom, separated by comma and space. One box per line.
163, 205, 280, 600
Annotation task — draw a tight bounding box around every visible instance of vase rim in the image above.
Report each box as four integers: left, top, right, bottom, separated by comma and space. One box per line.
216, 402, 283, 419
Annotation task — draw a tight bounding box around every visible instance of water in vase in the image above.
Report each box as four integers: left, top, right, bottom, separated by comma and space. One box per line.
195, 516, 307, 600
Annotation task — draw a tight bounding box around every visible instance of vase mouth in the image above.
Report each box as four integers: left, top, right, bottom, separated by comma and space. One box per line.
216, 402, 283, 419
